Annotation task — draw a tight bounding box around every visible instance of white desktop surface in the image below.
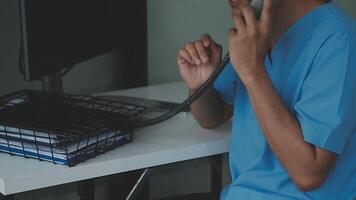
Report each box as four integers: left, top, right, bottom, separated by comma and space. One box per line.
0, 82, 231, 195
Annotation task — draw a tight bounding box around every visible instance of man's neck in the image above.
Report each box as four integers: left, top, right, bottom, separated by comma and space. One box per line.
271, 0, 327, 47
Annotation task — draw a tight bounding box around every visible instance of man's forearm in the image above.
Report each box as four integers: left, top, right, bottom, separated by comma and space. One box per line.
189, 87, 231, 129
244, 67, 337, 191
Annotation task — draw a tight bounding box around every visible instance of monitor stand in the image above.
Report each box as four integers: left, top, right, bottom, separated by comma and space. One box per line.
42, 71, 63, 93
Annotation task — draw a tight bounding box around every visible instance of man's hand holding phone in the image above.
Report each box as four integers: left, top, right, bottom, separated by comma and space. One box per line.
177, 34, 222, 91
228, 0, 273, 85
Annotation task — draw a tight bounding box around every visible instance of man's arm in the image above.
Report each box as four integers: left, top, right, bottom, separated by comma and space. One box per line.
190, 87, 233, 129
245, 69, 337, 191
177, 33, 233, 129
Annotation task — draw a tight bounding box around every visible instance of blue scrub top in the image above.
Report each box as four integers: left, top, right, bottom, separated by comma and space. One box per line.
214, 2, 356, 200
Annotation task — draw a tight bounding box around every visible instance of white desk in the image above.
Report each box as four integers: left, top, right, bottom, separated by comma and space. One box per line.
0, 82, 231, 197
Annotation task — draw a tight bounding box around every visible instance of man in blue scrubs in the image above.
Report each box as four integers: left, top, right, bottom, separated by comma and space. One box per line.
177, 0, 355, 199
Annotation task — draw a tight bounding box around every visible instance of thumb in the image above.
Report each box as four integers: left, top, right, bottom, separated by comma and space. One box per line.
201, 34, 212, 48
210, 40, 222, 64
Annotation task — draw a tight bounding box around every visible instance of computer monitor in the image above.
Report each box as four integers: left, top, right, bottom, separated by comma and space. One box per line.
19, 0, 124, 81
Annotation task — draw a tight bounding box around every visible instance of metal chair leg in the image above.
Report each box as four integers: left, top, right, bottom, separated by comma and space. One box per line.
125, 168, 151, 200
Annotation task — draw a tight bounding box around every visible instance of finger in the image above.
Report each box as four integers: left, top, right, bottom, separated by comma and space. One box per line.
201, 34, 212, 48
194, 41, 209, 64
233, 13, 246, 30
177, 56, 188, 65
240, 5, 257, 30
261, 0, 273, 27
210, 39, 219, 52
185, 42, 201, 65
210, 40, 222, 61
178, 48, 194, 65
231, 5, 242, 19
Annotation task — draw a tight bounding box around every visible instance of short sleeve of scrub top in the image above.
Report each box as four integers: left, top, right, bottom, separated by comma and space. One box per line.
213, 63, 239, 106
294, 32, 356, 154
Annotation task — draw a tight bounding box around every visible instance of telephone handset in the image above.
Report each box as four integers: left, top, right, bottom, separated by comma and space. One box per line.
129, 0, 274, 128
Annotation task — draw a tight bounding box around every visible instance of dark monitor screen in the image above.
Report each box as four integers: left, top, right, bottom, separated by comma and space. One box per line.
20, 0, 122, 81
